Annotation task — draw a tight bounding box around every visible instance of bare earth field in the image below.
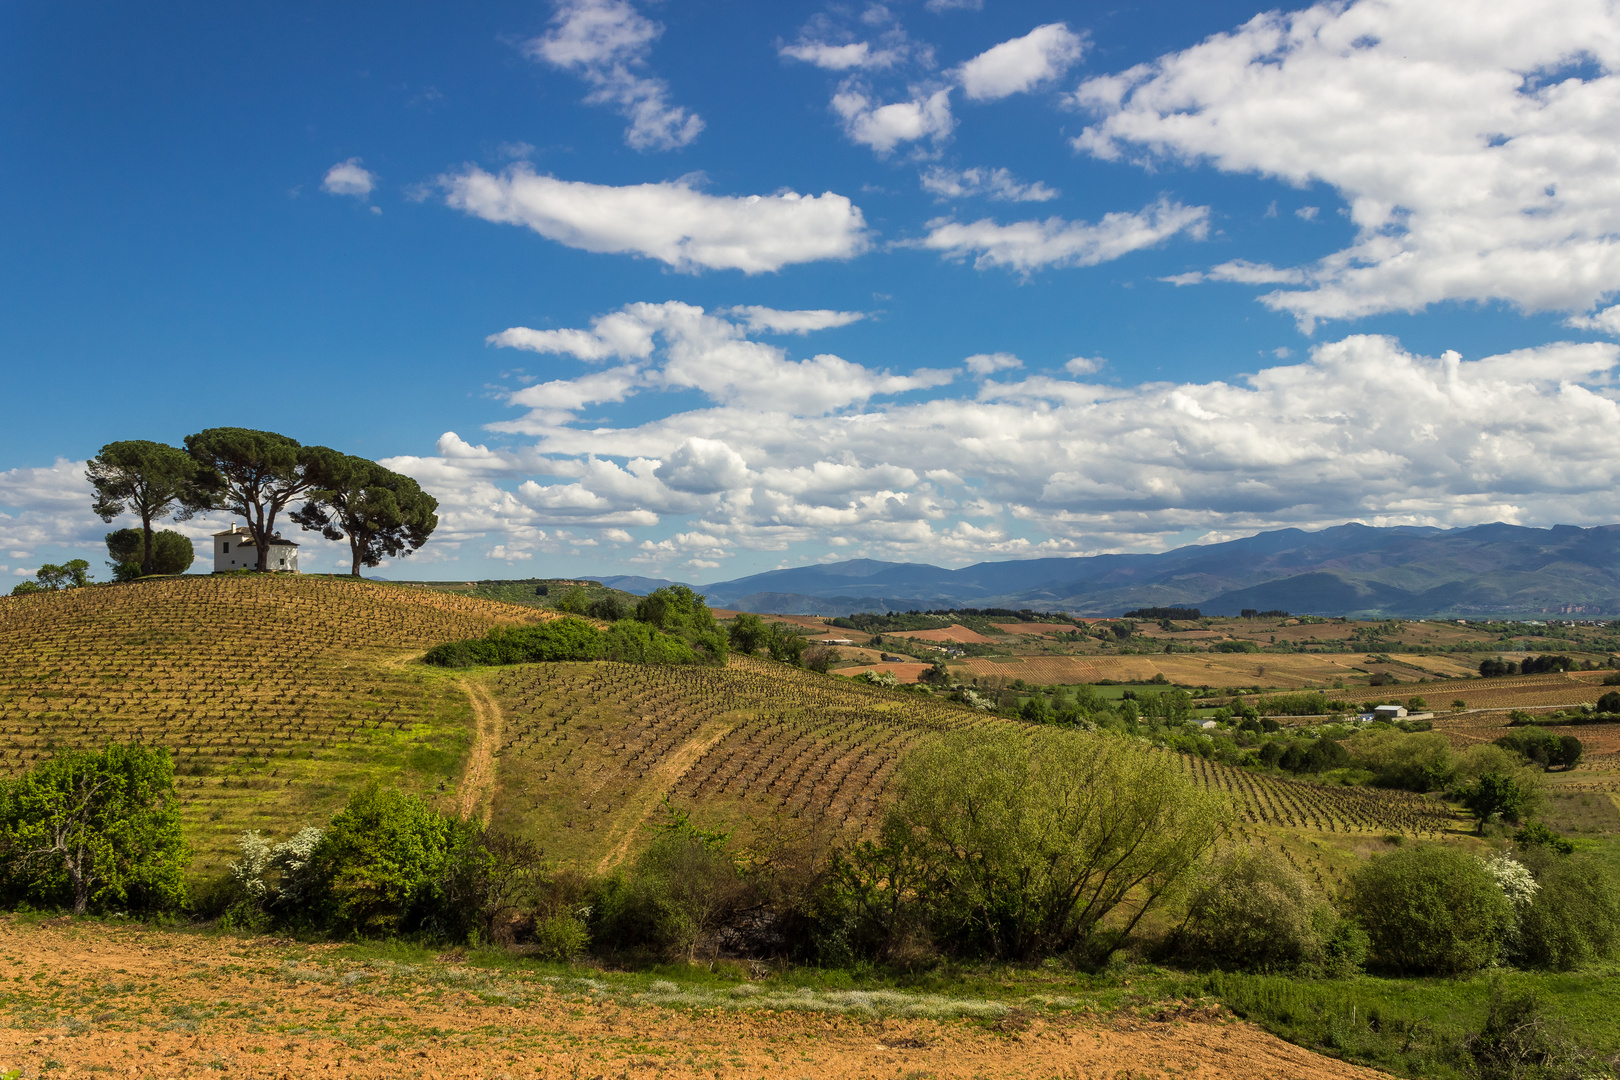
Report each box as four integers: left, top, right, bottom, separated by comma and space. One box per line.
0, 920, 1382, 1080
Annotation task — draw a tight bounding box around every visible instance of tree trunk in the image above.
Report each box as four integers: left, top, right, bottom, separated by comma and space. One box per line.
252, 508, 271, 572
139, 508, 155, 576
351, 533, 363, 577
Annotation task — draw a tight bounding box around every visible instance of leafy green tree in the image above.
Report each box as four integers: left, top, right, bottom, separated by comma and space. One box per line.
1558, 733, 1584, 770
1348, 844, 1514, 974
554, 586, 590, 614
183, 428, 325, 572
764, 622, 807, 665
0, 744, 188, 916
289, 449, 438, 576
87, 441, 204, 575
34, 560, 91, 590
106, 528, 194, 579
9, 581, 42, 597
1463, 771, 1533, 828
1599, 691, 1620, 714
847, 728, 1226, 962
727, 613, 769, 654
634, 586, 726, 662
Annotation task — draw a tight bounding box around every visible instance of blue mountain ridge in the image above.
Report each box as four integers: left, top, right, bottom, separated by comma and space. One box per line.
585, 522, 1620, 618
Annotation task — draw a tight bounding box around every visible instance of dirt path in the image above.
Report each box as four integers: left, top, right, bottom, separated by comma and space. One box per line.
594, 718, 733, 874
0, 920, 1386, 1080
454, 677, 503, 825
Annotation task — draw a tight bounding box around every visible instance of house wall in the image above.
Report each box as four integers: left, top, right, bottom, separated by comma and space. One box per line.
214, 531, 299, 573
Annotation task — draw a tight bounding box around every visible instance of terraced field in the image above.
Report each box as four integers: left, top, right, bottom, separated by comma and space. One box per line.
485, 656, 1479, 870
0, 576, 542, 866
485, 657, 1001, 866
0, 577, 1506, 884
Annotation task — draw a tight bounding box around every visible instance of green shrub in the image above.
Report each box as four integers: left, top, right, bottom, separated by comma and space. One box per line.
1343, 729, 1455, 791
531, 913, 591, 960
105, 528, 195, 575
824, 728, 1226, 964
1514, 852, 1620, 970
1174, 848, 1352, 974
303, 784, 480, 937
591, 825, 745, 962
1348, 844, 1514, 974
602, 619, 696, 664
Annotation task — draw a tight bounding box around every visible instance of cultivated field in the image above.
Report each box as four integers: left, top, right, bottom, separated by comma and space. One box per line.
485, 657, 998, 866
0, 576, 541, 865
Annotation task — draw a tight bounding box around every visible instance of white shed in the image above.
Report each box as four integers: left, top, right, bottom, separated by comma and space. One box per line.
213, 524, 299, 573
1372, 704, 1408, 720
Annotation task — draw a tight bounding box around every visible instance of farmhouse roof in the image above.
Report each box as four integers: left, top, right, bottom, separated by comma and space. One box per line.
210, 525, 299, 547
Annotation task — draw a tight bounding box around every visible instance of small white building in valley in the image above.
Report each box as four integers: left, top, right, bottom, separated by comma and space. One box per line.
213, 524, 300, 573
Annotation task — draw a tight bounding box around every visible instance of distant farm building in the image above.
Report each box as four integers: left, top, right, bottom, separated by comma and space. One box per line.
213, 524, 299, 573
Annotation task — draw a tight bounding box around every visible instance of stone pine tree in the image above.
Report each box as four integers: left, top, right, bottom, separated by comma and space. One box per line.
290, 449, 439, 576
183, 428, 324, 572
87, 441, 203, 575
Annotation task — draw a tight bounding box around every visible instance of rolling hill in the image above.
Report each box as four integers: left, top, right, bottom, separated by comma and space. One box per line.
0, 574, 1469, 888
596, 521, 1620, 618
0, 575, 541, 868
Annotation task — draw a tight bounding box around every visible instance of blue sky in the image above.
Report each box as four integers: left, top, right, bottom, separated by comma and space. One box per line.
5, 0, 1620, 584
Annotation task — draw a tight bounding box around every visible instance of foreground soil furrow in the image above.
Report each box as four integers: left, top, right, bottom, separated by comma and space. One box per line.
0, 921, 1384, 1080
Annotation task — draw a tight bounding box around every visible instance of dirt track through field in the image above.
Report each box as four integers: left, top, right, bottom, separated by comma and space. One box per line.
455, 679, 504, 825
0, 920, 1388, 1080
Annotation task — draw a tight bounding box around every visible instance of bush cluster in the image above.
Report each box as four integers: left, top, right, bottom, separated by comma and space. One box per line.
423, 586, 727, 669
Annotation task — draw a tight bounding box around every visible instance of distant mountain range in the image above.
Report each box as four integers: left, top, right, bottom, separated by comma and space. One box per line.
587, 522, 1620, 619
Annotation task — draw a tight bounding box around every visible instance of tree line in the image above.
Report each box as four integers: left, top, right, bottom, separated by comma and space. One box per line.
81, 428, 438, 579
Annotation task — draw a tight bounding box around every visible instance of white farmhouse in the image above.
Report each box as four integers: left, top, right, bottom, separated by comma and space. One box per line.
213, 524, 300, 573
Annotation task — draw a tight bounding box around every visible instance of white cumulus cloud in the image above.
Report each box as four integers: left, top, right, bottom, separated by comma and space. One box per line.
1073, 0, 1620, 329
321, 159, 375, 199
525, 0, 703, 151
919, 197, 1210, 273
724, 306, 867, 334
384, 328, 1620, 573
832, 85, 954, 155
441, 166, 869, 273
920, 166, 1059, 202
957, 23, 1087, 101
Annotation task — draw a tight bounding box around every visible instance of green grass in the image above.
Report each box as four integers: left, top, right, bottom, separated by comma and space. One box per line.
1203, 967, 1620, 1079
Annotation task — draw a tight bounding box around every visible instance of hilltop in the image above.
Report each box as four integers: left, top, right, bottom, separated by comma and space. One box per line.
594, 521, 1620, 618
0, 574, 542, 868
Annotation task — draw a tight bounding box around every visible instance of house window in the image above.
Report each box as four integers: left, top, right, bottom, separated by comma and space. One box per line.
222, 543, 229, 552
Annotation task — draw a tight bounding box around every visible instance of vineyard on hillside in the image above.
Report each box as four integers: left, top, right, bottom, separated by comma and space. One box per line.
485, 657, 1001, 865
486, 656, 1474, 869
0, 576, 542, 866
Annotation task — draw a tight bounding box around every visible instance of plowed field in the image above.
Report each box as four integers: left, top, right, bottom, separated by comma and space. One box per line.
886, 625, 992, 644
0, 920, 1383, 1080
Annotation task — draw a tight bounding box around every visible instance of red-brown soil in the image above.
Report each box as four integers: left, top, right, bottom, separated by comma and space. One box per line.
0, 920, 1384, 1080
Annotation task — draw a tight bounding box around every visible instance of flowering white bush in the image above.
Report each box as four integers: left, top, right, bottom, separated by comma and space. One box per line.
1483, 851, 1540, 911
229, 826, 325, 906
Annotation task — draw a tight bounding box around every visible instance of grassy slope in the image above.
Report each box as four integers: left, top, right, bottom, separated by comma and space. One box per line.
0, 575, 541, 871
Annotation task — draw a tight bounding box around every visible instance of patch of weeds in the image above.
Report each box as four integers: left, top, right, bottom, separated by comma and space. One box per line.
279, 963, 337, 984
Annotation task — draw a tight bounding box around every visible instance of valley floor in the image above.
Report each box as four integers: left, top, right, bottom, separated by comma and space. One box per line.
0, 919, 1382, 1080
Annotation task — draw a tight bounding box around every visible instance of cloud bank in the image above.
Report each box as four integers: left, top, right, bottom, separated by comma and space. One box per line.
1074, 0, 1620, 329
359, 302, 1620, 574
441, 166, 869, 273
